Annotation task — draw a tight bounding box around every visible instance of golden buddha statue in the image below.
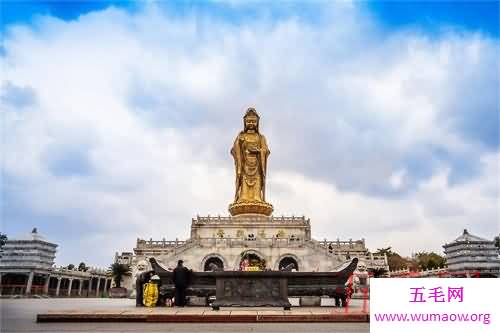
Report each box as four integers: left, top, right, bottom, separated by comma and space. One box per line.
229, 108, 274, 216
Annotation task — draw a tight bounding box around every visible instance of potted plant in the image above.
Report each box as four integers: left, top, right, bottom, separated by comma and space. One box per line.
108, 263, 131, 298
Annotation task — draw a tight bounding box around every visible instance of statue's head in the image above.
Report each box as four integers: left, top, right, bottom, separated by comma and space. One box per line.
243, 107, 260, 132
357, 261, 367, 272
136, 260, 149, 272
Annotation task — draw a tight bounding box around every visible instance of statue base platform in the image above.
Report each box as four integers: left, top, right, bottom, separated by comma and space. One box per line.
228, 201, 273, 216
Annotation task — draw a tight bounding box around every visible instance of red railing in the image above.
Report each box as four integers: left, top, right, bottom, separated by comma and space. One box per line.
0, 284, 45, 295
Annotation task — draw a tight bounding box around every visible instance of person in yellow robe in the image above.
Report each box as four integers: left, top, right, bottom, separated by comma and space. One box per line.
143, 275, 160, 307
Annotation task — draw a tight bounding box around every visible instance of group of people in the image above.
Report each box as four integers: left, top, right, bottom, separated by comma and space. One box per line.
136, 260, 191, 307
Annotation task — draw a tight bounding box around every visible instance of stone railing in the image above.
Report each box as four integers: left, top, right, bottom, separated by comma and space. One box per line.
360, 255, 388, 267
192, 215, 310, 225
305, 240, 388, 268
305, 241, 332, 257
318, 240, 366, 251
388, 267, 448, 277
169, 238, 200, 256
134, 237, 316, 253
132, 237, 386, 268
195, 237, 307, 249
51, 266, 108, 278
136, 238, 187, 248
418, 267, 448, 277
134, 236, 372, 254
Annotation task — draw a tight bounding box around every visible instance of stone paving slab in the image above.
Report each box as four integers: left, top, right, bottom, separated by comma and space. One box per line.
37, 307, 369, 323
202, 310, 232, 315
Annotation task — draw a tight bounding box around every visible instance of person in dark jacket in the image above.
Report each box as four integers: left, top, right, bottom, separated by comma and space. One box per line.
172, 260, 191, 307
135, 270, 154, 306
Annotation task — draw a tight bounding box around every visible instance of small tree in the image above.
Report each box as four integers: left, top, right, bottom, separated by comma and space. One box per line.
375, 247, 393, 256
78, 262, 87, 271
108, 263, 131, 288
414, 252, 447, 270
67, 264, 75, 270
0, 233, 7, 247
0, 233, 7, 259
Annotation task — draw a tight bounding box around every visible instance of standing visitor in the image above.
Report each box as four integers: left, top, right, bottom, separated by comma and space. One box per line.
172, 260, 191, 307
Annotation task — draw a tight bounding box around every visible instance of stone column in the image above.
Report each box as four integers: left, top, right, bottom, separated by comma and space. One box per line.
67, 278, 73, 296
55, 277, 62, 296
43, 275, 50, 295
78, 279, 83, 296
95, 278, 101, 297
25, 271, 34, 295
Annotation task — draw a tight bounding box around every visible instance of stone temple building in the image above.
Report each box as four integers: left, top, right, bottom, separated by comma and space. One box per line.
116, 108, 388, 291
0, 228, 110, 297
443, 229, 500, 277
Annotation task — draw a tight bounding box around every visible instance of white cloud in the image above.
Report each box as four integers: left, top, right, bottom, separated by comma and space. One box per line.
268, 152, 499, 254
1, 4, 498, 266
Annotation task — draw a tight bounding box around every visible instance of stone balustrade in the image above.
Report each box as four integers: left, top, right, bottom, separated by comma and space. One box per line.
388, 267, 448, 277
318, 239, 366, 248
192, 215, 310, 225
135, 237, 379, 252
136, 238, 187, 247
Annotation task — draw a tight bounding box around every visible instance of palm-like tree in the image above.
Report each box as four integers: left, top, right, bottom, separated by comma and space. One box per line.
0, 233, 7, 248
108, 263, 131, 288
78, 262, 87, 271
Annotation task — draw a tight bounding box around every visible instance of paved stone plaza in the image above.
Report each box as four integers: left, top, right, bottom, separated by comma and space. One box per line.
1, 298, 369, 333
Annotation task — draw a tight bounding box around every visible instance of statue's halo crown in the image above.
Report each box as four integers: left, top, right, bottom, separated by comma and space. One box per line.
244, 107, 260, 119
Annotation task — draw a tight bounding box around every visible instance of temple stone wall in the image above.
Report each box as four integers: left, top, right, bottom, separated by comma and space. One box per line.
156, 243, 340, 272
117, 215, 389, 292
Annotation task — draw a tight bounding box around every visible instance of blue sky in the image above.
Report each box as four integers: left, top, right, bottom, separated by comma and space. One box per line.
1, 1, 498, 267
367, 1, 499, 36
2, 1, 499, 36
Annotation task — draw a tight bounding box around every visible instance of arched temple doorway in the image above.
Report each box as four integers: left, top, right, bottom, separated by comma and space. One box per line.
201, 254, 227, 271
239, 251, 266, 270
203, 257, 224, 271
278, 256, 299, 271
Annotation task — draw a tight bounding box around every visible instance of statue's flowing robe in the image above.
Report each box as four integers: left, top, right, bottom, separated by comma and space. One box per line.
231, 131, 270, 202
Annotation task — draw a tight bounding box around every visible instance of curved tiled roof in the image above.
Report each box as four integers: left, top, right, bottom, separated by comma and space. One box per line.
453, 229, 490, 243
